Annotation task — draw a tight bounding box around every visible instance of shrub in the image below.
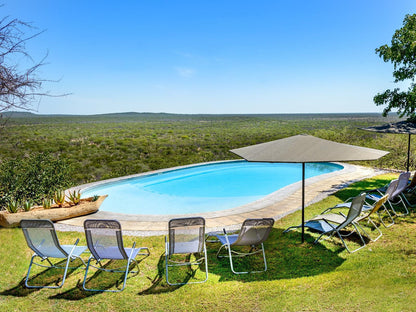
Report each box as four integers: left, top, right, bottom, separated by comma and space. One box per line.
22, 199, 32, 212
6, 198, 19, 213
0, 153, 73, 209
53, 190, 66, 207
67, 190, 81, 205
42, 198, 52, 209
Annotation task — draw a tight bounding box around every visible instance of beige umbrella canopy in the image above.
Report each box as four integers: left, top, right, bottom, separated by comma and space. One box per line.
230, 134, 389, 243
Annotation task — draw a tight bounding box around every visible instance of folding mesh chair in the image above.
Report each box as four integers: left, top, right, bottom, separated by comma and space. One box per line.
368, 172, 410, 217
83, 219, 150, 292
209, 218, 274, 274
354, 194, 389, 242
284, 193, 367, 253
165, 217, 208, 285
20, 219, 87, 289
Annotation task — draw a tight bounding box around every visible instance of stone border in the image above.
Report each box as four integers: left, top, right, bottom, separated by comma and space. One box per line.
70, 160, 351, 221
57, 161, 385, 235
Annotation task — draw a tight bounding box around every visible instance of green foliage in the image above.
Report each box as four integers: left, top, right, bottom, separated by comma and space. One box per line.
67, 190, 81, 205
6, 198, 19, 213
374, 14, 416, 121
0, 153, 72, 209
42, 198, 52, 209
22, 199, 32, 212
53, 190, 66, 207
0, 112, 406, 186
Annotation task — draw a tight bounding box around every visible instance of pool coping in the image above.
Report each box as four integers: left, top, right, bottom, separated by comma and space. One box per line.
57, 161, 386, 236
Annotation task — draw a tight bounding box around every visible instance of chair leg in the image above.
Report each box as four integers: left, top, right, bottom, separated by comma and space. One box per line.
336, 224, 366, 253
355, 219, 382, 242
377, 205, 395, 228
166, 255, 208, 285
261, 243, 268, 272
25, 254, 73, 289
83, 257, 138, 292
314, 226, 366, 253
223, 243, 267, 274
118, 246, 150, 291
215, 244, 228, 258
165, 243, 208, 286
82, 256, 98, 292
402, 193, 416, 208
283, 225, 302, 233
165, 246, 172, 286
202, 244, 209, 283
227, 242, 238, 274
388, 198, 409, 217
119, 259, 133, 292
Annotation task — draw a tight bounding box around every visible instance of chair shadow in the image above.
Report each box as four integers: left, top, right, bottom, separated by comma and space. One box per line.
0, 278, 37, 298
138, 253, 198, 295
141, 227, 352, 289
0, 258, 84, 297
50, 256, 148, 300
206, 227, 348, 282
333, 177, 392, 202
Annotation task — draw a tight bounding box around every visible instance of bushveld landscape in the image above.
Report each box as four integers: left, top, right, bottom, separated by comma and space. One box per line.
0, 112, 409, 209
0, 112, 408, 185
1, 112, 416, 311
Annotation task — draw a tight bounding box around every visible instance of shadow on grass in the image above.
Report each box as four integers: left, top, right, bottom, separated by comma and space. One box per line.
139, 253, 202, 295
139, 226, 361, 291
49, 256, 148, 300
0, 258, 84, 297
206, 227, 352, 282
332, 177, 393, 203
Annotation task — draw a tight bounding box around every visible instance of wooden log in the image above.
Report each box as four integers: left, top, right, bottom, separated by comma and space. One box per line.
0, 195, 107, 228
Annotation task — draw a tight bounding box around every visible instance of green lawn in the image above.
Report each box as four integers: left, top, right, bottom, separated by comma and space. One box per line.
1, 174, 416, 311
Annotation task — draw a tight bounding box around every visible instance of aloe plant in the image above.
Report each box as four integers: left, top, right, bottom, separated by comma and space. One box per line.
42, 198, 52, 209
22, 199, 33, 212
67, 190, 81, 205
53, 190, 66, 207
6, 199, 19, 213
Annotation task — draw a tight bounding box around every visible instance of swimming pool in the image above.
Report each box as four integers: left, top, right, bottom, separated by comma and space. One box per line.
81, 160, 343, 215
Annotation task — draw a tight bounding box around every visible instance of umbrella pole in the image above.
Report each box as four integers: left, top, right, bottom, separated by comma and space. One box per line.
407, 133, 411, 172
302, 163, 305, 243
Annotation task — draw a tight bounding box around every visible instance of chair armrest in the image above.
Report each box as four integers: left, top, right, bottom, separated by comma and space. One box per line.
127, 242, 137, 260
321, 203, 349, 214
222, 228, 239, 235
67, 238, 80, 258
205, 231, 222, 243
320, 206, 338, 214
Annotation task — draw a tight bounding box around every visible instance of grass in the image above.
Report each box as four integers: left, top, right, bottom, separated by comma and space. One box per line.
1, 173, 416, 311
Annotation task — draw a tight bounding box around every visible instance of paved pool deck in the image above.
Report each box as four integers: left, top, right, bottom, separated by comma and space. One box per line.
56, 163, 386, 236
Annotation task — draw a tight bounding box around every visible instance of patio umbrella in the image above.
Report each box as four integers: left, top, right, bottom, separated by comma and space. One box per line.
361, 120, 416, 171
230, 134, 389, 243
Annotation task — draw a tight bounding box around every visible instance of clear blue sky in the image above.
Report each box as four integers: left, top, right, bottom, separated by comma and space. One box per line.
4, 1, 416, 115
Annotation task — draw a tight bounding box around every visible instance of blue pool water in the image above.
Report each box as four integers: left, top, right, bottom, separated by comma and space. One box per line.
82, 161, 343, 215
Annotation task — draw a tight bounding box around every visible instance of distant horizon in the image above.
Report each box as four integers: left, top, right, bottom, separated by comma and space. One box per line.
3, 110, 399, 118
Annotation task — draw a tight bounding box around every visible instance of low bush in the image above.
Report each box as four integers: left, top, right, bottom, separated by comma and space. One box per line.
0, 153, 73, 209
